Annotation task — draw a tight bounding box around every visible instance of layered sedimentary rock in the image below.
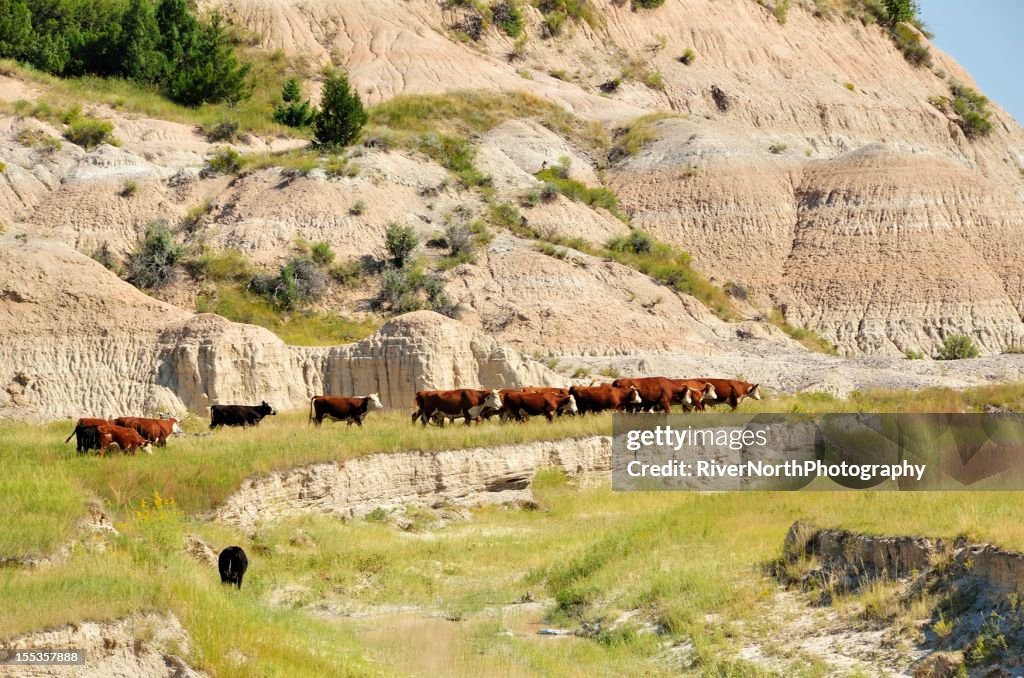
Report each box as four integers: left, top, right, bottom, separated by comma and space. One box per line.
0, 237, 560, 419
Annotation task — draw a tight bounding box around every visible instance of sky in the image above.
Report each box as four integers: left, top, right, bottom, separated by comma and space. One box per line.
916, 0, 1024, 124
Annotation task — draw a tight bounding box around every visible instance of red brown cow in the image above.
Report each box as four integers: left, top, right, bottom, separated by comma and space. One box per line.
310, 394, 383, 427
65, 418, 112, 454
689, 378, 762, 411
412, 389, 503, 427
666, 379, 718, 412
568, 384, 642, 415
114, 417, 182, 447
502, 391, 578, 422
96, 424, 152, 456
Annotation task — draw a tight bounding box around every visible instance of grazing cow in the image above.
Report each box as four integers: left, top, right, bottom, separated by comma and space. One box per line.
218, 546, 248, 589
309, 394, 383, 427
114, 416, 182, 447
689, 379, 762, 411
95, 424, 152, 456
64, 418, 111, 454
568, 384, 642, 415
502, 390, 578, 422
412, 389, 502, 427
612, 377, 682, 413
210, 401, 277, 429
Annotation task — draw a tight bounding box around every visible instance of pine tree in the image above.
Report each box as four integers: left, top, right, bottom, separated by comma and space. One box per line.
312, 70, 367, 148
0, 0, 33, 60
272, 77, 315, 127
162, 12, 252, 106
120, 0, 165, 83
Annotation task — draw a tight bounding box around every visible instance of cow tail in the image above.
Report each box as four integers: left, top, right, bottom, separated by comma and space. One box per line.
64, 427, 77, 444
309, 396, 316, 424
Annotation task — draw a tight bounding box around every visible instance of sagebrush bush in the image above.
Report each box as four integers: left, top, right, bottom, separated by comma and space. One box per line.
492, 1, 525, 38
202, 118, 240, 142
251, 257, 327, 311
207, 146, 242, 174
950, 82, 993, 138
64, 115, 117, 149
384, 222, 419, 267
936, 334, 979, 360
124, 222, 184, 289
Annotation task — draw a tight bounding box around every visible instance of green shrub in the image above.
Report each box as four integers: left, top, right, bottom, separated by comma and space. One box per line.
0, 161, 6, 173
310, 241, 336, 267
769, 143, 788, 154
632, 0, 664, 8
904, 348, 924, 360
535, 167, 619, 213
329, 258, 366, 287
272, 77, 315, 128
124, 222, 184, 289
936, 334, 979, 360
251, 257, 327, 311
385, 222, 419, 266
882, 0, 917, 26
202, 117, 240, 142
313, 70, 367, 148
349, 200, 366, 215
643, 70, 664, 91
207, 146, 242, 174
119, 180, 138, 197
949, 82, 993, 138
64, 115, 117, 149
679, 48, 696, 65
773, 0, 792, 24
607, 230, 654, 256
492, 1, 525, 37
183, 248, 254, 283
890, 23, 931, 67
416, 132, 490, 187
379, 264, 426, 313
543, 11, 567, 36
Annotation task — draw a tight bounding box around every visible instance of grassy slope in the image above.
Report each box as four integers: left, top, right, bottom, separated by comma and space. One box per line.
6, 385, 1024, 674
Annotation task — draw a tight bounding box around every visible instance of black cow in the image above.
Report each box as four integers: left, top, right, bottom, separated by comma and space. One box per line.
210, 401, 276, 429
64, 418, 111, 454
218, 546, 248, 589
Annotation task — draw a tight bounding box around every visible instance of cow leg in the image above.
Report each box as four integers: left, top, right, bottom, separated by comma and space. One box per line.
462, 408, 473, 426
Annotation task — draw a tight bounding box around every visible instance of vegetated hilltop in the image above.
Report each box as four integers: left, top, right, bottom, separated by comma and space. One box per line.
3, 0, 1024, 420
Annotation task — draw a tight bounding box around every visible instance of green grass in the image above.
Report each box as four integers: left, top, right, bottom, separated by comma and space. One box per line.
10, 384, 1024, 671
0, 48, 303, 138
195, 284, 378, 346
768, 309, 838, 354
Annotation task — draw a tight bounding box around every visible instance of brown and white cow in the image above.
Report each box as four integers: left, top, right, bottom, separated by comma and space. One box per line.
689, 378, 762, 411
666, 379, 718, 412
502, 390, 578, 422
568, 384, 642, 415
412, 389, 502, 427
114, 416, 182, 447
96, 424, 152, 456
309, 394, 383, 427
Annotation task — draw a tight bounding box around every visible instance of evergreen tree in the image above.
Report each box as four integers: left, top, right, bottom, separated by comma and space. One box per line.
0, 0, 33, 60
312, 70, 367, 148
120, 0, 165, 83
163, 13, 252, 106
272, 77, 315, 127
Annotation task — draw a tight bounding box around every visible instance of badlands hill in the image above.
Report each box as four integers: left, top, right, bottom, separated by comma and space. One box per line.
3, 0, 1024, 419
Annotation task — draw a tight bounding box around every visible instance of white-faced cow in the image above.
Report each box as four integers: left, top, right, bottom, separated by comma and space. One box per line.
210, 401, 277, 429
412, 389, 502, 427
309, 394, 383, 427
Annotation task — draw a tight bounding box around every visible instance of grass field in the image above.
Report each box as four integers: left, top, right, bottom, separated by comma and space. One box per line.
5, 385, 1024, 674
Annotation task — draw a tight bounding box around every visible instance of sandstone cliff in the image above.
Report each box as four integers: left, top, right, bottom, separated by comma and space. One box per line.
0, 236, 562, 419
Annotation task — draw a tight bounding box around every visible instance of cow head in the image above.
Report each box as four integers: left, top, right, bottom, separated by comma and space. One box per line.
627, 386, 642, 405
261, 401, 278, 416
367, 393, 383, 410
142, 442, 153, 455
563, 394, 579, 415
747, 384, 762, 400
484, 389, 502, 411
679, 389, 693, 406
169, 418, 184, 435
703, 383, 718, 401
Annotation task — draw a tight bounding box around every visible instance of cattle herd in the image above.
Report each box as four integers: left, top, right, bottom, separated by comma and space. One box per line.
63, 378, 761, 455
406, 376, 762, 427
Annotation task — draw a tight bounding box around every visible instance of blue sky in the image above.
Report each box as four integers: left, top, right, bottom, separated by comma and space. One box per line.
917, 0, 1023, 123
